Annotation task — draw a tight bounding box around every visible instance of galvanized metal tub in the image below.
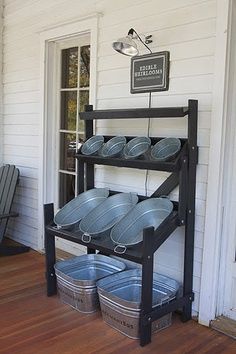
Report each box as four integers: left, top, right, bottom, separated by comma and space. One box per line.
54, 188, 109, 230
123, 136, 151, 159
79, 193, 138, 243
97, 269, 179, 339
151, 137, 181, 161
99, 136, 126, 158
54, 254, 126, 313
110, 198, 173, 254
81, 135, 104, 155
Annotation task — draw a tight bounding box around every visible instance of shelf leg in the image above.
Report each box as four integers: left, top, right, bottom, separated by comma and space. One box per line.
44, 204, 57, 297
182, 100, 198, 322
140, 227, 154, 346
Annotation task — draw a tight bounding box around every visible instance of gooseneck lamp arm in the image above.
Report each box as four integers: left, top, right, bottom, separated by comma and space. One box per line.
128, 28, 152, 54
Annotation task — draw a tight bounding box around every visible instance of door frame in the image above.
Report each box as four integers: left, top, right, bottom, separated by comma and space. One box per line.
216, 0, 236, 320
199, 0, 235, 325
38, 14, 100, 251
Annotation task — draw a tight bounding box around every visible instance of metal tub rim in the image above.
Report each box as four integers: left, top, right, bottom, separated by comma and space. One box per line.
54, 254, 126, 287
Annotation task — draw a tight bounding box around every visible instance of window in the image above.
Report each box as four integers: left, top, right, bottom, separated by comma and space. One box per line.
58, 37, 90, 207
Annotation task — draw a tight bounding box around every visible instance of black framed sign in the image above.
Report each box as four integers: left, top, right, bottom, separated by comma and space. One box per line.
130, 51, 170, 94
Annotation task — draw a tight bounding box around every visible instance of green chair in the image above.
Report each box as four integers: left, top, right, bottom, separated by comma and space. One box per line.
0, 165, 30, 255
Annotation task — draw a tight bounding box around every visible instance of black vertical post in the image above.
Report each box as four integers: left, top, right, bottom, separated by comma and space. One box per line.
140, 227, 154, 346
84, 106, 95, 253
178, 155, 188, 225
84, 109, 94, 190
77, 160, 85, 194
182, 100, 198, 321
44, 203, 57, 296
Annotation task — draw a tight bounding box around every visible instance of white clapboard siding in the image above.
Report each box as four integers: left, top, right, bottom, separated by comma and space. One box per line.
14, 193, 38, 209
98, 37, 216, 71
3, 114, 40, 125
2, 0, 217, 315
98, 57, 214, 85
99, 0, 215, 29
4, 91, 40, 104
4, 134, 39, 147
4, 80, 40, 95
99, 1, 216, 39
4, 124, 39, 136
12, 202, 38, 219
98, 18, 216, 57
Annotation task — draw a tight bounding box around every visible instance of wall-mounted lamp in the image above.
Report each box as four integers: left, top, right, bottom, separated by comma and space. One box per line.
112, 28, 153, 56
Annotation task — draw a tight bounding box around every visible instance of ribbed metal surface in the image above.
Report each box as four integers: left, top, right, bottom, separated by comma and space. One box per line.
54, 188, 109, 229
97, 269, 179, 338
110, 198, 173, 252
151, 137, 181, 161
99, 136, 126, 157
79, 193, 138, 242
81, 135, 104, 155
123, 136, 151, 159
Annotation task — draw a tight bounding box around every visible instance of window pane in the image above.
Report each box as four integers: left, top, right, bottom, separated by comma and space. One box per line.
80, 45, 90, 88
61, 47, 78, 88
59, 173, 75, 207
60, 133, 76, 172
60, 91, 77, 130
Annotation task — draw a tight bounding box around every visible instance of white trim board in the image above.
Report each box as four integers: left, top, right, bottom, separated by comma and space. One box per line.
216, 0, 236, 320
38, 14, 99, 251
198, 0, 231, 326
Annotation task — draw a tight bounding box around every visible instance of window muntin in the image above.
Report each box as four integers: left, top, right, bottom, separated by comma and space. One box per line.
58, 39, 90, 207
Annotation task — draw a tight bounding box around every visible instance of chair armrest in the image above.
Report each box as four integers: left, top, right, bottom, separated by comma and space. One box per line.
0, 212, 19, 220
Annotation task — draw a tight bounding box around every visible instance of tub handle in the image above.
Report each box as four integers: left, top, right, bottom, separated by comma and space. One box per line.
114, 245, 126, 254
82, 233, 91, 243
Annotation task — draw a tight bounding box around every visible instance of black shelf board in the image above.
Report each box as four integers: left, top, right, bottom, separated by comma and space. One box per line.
46, 224, 144, 263
76, 139, 187, 172
76, 153, 179, 172
80, 107, 189, 120
45, 210, 179, 264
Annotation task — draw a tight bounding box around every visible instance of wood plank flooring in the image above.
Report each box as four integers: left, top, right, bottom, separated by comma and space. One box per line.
211, 316, 236, 340
0, 250, 236, 354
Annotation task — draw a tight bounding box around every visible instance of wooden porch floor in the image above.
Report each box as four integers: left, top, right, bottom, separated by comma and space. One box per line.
0, 250, 236, 354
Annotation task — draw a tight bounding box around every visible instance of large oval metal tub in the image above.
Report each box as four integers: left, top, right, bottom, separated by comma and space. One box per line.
79, 192, 138, 243
110, 198, 173, 254
54, 188, 109, 230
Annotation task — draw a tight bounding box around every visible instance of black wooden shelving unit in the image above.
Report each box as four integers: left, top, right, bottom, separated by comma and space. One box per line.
44, 99, 198, 347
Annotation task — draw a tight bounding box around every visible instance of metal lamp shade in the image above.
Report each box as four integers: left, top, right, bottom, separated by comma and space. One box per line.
112, 35, 138, 56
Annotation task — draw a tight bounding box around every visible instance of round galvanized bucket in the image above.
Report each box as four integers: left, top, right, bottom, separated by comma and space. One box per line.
151, 137, 181, 161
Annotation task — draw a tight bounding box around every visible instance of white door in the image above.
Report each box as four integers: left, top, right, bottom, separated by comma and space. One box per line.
220, 0, 236, 320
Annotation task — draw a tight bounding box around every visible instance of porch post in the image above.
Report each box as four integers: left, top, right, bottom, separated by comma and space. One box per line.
199, 0, 231, 325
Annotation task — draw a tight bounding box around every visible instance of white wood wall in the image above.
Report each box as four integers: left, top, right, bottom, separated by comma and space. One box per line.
2, 0, 217, 314
0, 1, 3, 166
